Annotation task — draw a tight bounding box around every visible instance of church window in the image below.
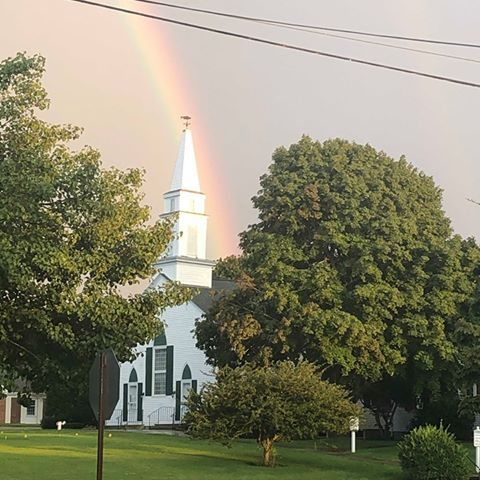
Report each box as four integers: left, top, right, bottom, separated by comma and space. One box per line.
170, 198, 176, 212
153, 347, 167, 395
129, 368, 138, 383
187, 226, 198, 257
26, 400, 36, 416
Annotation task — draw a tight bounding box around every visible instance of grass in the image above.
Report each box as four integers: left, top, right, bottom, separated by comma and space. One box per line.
0, 428, 470, 480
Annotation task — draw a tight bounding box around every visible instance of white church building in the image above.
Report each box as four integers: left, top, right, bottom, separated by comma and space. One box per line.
108, 123, 232, 428
106, 122, 414, 435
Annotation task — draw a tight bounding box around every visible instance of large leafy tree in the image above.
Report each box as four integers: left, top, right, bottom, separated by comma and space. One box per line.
184, 361, 361, 467
197, 136, 478, 434
0, 53, 190, 412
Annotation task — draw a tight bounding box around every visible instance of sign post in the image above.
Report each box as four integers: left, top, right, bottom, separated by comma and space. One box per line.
349, 417, 359, 454
96, 351, 106, 480
474, 426, 480, 474
89, 349, 120, 480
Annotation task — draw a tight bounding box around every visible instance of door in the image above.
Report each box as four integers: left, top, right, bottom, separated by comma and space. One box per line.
128, 384, 137, 422
0, 398, 5, 424
179, 380, 192, 421
10, 398, 21, 424
182, 380, 192, 401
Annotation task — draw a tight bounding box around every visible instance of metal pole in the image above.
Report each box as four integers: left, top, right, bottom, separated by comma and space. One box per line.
351, 430, 356, 453
96, 352, 106, 480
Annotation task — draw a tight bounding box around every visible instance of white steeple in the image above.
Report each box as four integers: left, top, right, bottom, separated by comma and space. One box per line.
156, 117, 214, 288
170, 128, 200, 192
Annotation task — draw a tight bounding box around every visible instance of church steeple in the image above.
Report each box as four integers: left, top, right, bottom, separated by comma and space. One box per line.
156, 117, 214, 288
170, 126, 200, 192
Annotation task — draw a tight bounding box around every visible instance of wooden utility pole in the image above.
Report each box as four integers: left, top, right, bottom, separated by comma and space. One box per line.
96, 351, 106, 480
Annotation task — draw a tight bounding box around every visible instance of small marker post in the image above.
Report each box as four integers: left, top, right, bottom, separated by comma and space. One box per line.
349, 417, 359, 454
474, 426, 480, 474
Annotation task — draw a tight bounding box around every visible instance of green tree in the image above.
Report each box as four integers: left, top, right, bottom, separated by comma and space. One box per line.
0, 53, 190, 415
184, 361, 361, 467
196, 136, 477, 435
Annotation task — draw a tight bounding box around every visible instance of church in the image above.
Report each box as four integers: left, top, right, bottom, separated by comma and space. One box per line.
107, 121, 232, 428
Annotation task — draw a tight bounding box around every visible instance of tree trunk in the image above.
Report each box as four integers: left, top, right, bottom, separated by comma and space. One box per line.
261, 437, 275, 467
372, 403, 397, 439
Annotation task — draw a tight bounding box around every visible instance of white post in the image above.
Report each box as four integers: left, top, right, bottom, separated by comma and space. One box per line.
349, 416, 359, 454
474, 426, 480, 473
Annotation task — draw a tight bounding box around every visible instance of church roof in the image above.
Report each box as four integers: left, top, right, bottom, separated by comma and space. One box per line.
170, 128, 201, 192
191, 279, 236, 313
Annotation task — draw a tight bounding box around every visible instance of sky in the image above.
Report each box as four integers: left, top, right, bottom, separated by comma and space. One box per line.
1, 0, 479, 260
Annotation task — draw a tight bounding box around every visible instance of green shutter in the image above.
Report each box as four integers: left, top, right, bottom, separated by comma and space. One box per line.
192, 380, 198, 393
145, 348, 152, 396
122, 384, 128, 422
175, 381, 181, 421
137, 383, 143, 422
166, 346, 174, 395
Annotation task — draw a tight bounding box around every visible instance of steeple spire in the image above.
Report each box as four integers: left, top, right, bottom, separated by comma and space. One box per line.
170, 116, 200, 192
157, 117, 214, 288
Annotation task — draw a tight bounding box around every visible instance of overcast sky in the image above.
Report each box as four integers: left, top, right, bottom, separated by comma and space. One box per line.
1, 0, 479, 259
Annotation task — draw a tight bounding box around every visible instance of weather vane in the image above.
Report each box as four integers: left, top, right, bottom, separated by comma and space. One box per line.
181, 115, 191, 129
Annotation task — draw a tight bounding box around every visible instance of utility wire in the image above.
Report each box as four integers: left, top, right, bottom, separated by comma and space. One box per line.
132, 0, 480, 64
260, 21, 480, 64
68, 0, 480, 89
133, 0, 480, 49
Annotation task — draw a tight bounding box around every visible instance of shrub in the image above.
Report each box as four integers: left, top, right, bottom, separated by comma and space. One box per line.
40, 416, 57, 429
398, 424, 471, 480
41, 417, 86, 429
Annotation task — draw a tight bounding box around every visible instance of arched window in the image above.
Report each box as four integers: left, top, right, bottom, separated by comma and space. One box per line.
153, 333, 167, 346
129, 368, 138, 383
153, 332, 167, 395
181, 364, 193, 402
182, 364, 192, 380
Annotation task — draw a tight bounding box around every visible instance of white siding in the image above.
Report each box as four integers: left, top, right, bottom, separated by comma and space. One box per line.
108, 298, 213, 427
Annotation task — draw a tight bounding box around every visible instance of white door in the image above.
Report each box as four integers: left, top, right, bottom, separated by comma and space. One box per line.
182, 381, 192, 401
128, 384, 137, 422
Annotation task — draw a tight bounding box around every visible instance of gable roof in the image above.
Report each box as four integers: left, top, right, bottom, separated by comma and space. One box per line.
191, 279, 236, 313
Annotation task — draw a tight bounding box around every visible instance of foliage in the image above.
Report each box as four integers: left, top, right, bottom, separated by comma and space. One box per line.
0, 53, 191, 403
213, 255, 243, 280
184, 361, 361, 466
195, 136, 479, 433
398, 424, 471, 480
411, 390, 474, 441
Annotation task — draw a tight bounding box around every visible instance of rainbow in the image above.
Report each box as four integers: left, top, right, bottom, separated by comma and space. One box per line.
119, 0, 239, 259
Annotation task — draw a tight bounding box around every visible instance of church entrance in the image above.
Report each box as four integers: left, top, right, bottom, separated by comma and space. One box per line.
10, 398, 21, 424
181, 380, 192, 401
123, 368, 143, 424
128, 384, 138, 423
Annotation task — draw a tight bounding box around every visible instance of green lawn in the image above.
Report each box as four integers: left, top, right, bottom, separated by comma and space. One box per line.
0, 428, 426, 479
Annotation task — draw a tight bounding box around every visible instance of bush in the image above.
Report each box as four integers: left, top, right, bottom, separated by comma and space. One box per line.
41, 417, 86, 430
398, 424, 471, 480
41, 416, 57, 429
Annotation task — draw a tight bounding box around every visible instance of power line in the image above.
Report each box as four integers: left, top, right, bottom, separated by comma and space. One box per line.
67, 0, 480, 89
133, 0, 480, 49
260, 21, 480, 64
133, 0, 480, 64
